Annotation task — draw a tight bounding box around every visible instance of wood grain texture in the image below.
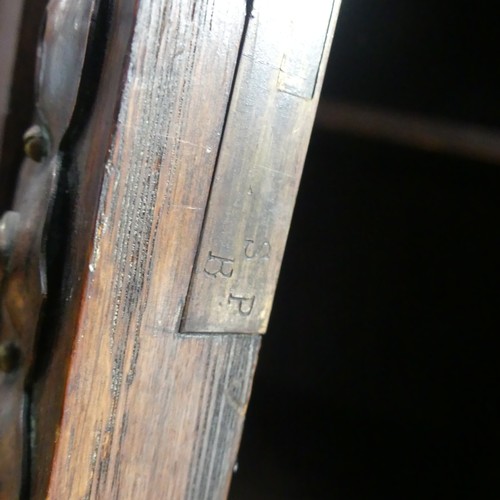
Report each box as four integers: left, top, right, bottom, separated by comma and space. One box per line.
49, 334, 260, 499
182, 0, 342, 334
31, 0, 139, 495
34, 0, 256, 498
0, 0, 23, 149
28, 0, 341, 497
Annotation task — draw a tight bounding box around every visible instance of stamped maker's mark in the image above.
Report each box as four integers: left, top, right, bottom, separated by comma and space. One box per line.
203, 251, 234, 278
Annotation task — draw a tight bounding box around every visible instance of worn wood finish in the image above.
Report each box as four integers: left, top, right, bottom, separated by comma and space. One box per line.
183, 0, 342, 334
0, 2, 102, 497
0, 1, 23, 151
25, 0, 342, 497
33, 0, 255, 498
91, 0, 246, 336
0, 0, 48, 212
32, 0, 140, 494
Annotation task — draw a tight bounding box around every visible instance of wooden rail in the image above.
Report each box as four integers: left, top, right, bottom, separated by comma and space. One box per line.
0, 0, 341, 497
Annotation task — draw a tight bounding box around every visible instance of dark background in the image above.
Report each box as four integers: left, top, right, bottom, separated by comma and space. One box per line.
230, 1, 500, 498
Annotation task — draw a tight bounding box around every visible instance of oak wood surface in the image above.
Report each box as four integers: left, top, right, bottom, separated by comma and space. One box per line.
32, 0, 139, 495
183, 0, 341, 334
0, 0, 48, 212
27, 0, 342, 498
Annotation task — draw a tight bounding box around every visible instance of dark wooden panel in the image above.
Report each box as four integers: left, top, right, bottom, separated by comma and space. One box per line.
182, 0, 342, 333
34, 0, 250, 498
48, 334, 260, 499
28, 0, 341, 497
0, 0, 48, 212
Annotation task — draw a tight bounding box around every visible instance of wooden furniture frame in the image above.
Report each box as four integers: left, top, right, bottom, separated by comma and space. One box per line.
0, 1, 341, 497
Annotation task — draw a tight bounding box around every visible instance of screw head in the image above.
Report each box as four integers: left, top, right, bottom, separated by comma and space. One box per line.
23, 124, 49, 162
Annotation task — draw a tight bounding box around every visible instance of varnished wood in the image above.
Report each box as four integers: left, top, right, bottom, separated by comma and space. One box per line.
1, 2, 98, 497
0, 1, 23, 149
34, 0, 251, 498
48, 334, 260, 499
25, 0, 342, 498
183, 0, 342, 334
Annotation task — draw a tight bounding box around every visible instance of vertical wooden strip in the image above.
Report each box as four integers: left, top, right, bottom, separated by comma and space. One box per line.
182, 0, 342, 334
49, 334, 260, 499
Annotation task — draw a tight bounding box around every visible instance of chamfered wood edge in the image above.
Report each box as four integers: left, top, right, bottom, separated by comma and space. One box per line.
181, 0, 343, 334
31, 0, 139, 496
